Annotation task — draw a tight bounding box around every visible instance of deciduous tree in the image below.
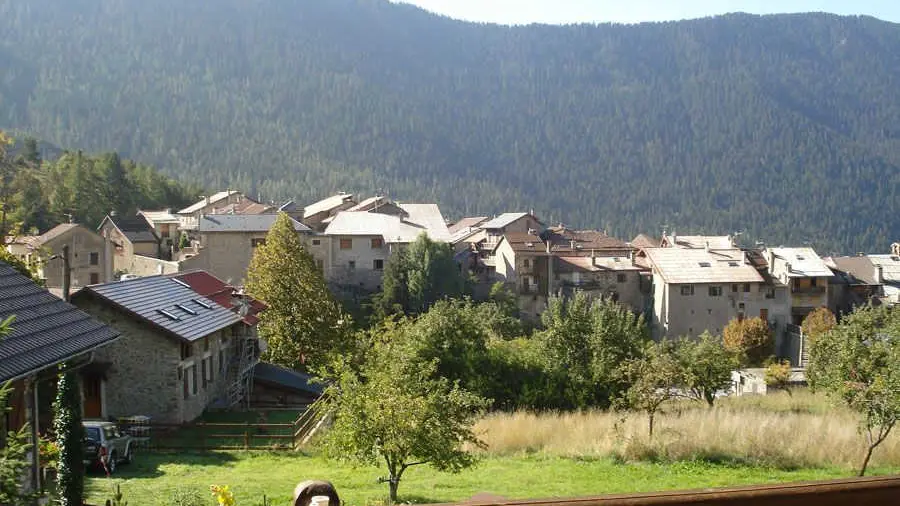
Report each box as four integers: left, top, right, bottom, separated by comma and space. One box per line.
614, 340, 683, 437
807, 304, 900, 476
675, 332, 737, 407
801, 307, 837, 345
319, 320, 489, 503
245, 212, 350, 372
722, 317, 774, 367
764, 360, 793, 396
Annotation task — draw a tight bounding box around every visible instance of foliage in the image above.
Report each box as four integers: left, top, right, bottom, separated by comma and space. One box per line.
39, 436, 60, 470
0, 380, 34, 506
0, 249, 42, 284
674, 332, 737, 407
53, 371, 85, 506
245, 212, 351, 372
801, 307, 837, 345
538, 292, 649, 409
0, 133, 199, 236
764, 360, 794, 396
107, 484, 128, 506
722, 317, 774, 367
319, 321, 489, 503
1, 7, 900, 252
210, 485, 236, 506
375, 234, 468, 318
169, 487, 209, 506
614, 340, 684, 437
807, 304, 900, 476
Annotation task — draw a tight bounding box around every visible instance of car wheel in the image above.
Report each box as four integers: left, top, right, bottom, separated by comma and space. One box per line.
107, 452, 117, 475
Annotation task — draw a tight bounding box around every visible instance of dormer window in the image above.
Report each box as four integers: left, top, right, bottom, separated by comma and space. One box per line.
698, 262, 711, 268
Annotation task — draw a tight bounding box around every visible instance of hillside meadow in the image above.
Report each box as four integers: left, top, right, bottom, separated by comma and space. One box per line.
84, 390, 900, 505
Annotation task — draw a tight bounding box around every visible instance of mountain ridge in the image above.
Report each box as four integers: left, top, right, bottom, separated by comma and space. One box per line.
0, 0, 898, 253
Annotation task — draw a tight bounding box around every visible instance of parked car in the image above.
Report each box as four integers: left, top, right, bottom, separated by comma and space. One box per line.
82, 421, 134, 473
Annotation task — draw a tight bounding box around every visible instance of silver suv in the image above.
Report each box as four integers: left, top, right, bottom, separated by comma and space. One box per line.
82, 421, 134, 474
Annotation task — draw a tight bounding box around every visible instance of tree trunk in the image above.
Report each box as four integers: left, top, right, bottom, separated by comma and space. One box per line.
705, 391, 715, 408
388, 479, 399, 504
648, 412, 655, 438
859, 445, 875, 477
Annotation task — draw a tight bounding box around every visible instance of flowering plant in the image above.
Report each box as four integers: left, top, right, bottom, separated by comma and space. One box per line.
210, 485, 236, 506
39, 436, 60, 469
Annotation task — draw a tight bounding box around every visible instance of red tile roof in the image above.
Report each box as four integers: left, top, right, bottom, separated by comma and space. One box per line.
171, 271, 266, 325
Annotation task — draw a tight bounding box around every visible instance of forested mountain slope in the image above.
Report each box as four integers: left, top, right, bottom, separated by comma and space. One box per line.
0, 0, 898, 252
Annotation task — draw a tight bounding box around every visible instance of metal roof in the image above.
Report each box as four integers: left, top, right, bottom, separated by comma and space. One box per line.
138, 210, 181, 224
252, 362, 324, 395
768, 247, 833, 278
448, 217, 489, 236
179, 190, 240, 215
198, 214, 310, 233
397, 204, 451, 242
303, 193, 355, 218
870, 255, 900, 284
663, 234, 735, 250
556, 256, 645, 273
481, 212, 530, 230
644, 248, 764, 284
0, 261, 121, 382
73, 275, 242, 342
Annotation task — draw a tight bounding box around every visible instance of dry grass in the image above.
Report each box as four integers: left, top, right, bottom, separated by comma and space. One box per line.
474, 390, 900, 470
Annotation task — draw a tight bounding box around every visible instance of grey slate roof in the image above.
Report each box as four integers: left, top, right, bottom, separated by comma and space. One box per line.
100, 215, 159, 243
198, 214, 311, 233
0, 261, 121, 382
252, 362, 325, 396
73, 275, 241, 342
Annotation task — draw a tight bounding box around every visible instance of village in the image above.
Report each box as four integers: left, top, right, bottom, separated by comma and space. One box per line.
2, 189, 900, 503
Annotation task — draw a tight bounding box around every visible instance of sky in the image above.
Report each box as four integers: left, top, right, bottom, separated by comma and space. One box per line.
394, 0, 900, 26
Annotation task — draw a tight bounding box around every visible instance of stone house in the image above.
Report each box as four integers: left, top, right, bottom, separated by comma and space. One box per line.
71, 274, 254, 423
763, 247, 834, 325
6, 223, 112, 290
644, 246, 791, 344
829, 245, 900, 309
98, 214, 161, 274
322, 203, 451, 293
1, 260, 121, 494
185, 213, 312, 285
493, 227, 644, 319
139, 209, 182, 255
176, 190, 246, 230
300, 193, 357, 232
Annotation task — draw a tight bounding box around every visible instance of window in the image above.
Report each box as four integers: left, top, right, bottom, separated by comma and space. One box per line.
348, 260, 356, 270
192, 365, 198, 395
373, 259, 384, 270
204, 337, 210, 352
340, 238, 353, 250
89, 252, 99, 266
251, 238, 266, 248
732, 284, 739, 293
180, 343, 193, 360
765, 287, 776, 299
524, 259, 531, 268
709, 286, 723, 297
680, 285, 695, 296
161, 226, 171, 238
183, 364, 197, 399
617, 273, 627, 283
698, 262, 711, 268
371, 238, 384, 249
312, 239, 321, 246
201, 359, 208, 389
760, 308, 769, 321
90, 272, 100, 285
316, 259, 324, 272
219, 350, 227, 375
810, 277, 818, 287
207, 356, 214, 383
742, 283, 751, 293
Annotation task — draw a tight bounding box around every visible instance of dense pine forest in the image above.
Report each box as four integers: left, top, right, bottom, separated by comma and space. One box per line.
0, 135, 201, 237
0, 0, 898, 252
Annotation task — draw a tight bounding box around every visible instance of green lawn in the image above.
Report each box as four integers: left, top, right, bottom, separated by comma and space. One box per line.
84, 451, 900, 506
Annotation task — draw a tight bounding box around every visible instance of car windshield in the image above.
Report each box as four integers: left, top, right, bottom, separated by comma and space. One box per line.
84, 427, 101, 441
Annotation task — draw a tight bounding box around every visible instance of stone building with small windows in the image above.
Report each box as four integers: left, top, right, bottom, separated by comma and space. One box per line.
72, 274, 262, 423
5, 223, 112, 290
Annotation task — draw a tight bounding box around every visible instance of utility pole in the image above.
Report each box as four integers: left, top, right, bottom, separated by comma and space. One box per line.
61, 244, 71, 302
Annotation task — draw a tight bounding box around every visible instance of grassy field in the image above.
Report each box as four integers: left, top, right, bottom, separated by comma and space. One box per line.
84, 391, 900, 505
84, 452, 899, 506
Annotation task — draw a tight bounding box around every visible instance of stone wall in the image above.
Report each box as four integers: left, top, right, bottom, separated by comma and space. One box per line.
128, 255, 182, 277
73, 297, 242, 423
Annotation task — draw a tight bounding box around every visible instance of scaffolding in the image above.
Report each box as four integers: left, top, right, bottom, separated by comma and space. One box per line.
225, 329, 259, 409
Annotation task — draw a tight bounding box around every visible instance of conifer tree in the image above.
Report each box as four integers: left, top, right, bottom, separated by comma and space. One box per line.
246, 212, 350, 372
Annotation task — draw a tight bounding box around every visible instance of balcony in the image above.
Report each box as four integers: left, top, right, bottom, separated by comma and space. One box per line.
791, 286, 826, 295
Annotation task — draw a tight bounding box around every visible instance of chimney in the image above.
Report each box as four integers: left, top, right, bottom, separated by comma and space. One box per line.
705, 241, 710, 252
205, 195, 211, 206
569, 240, 577, 250
767, 249, 775, 270
728, 234, 734, 248
671, 231, 677, 247
892, 243, 900, 257
591, 249, 597, 267
785, 262, 792, 274
875, 264, 884, 284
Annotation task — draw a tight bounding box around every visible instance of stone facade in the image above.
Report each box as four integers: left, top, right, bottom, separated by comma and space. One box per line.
325, 234, 392, 292
98, 220, 159, 274
73, 298, 242, 423
36, 226, 110, 289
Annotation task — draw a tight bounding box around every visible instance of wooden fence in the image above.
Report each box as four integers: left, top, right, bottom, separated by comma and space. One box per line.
119, 398, 326, 452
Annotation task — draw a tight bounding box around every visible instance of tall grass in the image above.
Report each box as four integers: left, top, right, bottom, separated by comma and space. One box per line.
474, 390, 900, 470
